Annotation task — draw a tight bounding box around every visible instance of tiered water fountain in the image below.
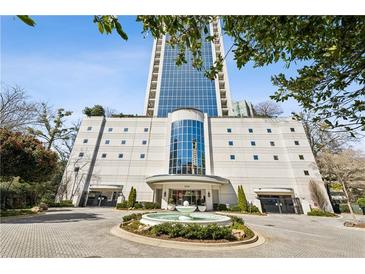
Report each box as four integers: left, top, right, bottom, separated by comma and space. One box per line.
140, 201, 231, 226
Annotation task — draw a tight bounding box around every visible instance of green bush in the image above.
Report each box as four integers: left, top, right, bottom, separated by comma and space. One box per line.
339, 203, 350, 213
150, 223, 233, 240
247, 204, 261, 213
134, 202, 143, 209
237, 185, 248, 212
116, 201, 128, 209
357, 198, 365, 208
230, 216, 244, 225
122, 213, 143, 223
127, 187, 137, 208
143, 202, 160, 209
48, 200, 73, 207
38, 202, 48, 211
217, 204, 227, 211
307, 209, 337, 217
0, 209, 36, 217
228, 205, 241, 212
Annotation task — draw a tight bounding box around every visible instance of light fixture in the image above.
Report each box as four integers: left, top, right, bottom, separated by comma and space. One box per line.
163, 191, 166, 198
208, 191, 210, 198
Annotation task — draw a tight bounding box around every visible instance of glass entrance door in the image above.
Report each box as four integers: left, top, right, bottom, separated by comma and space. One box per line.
259, 195, 296, 214
169, 189, 202, 205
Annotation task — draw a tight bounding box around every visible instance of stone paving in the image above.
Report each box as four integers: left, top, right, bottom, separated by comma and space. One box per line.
0, 207, 364, 258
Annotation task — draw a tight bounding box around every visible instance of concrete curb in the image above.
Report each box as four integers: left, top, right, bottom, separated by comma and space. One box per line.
110, 225, 265, 251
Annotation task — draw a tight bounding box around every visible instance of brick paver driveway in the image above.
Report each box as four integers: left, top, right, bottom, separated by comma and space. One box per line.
1, 207, 364, 258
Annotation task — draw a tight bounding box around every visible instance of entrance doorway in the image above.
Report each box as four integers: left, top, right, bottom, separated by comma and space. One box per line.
259, 195, 296, 214
169, 189, 204, 205
86, 191, 118, 207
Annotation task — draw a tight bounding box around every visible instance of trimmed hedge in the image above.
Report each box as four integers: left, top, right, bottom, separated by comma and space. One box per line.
48, 200, 73, 208
0, 209, 36, 217
116, 201, 160, 210
339, 203, 350, 213
307, 209, 337, 217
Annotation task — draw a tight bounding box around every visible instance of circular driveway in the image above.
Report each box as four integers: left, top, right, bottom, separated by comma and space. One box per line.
1, 207, 364, 258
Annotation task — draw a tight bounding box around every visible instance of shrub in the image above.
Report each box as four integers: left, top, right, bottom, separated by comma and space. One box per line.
230, 216, 244, 225
217, 204, 227, 211
0, 209, 36, 217
339, 203, 350, 213
228, 205, 241, 212
38, 202, 48, 211
48, 200, 73, 207
150, 223, 233, 240
357, 198, 365, 208
134, 202, 143, 209
122, 213, 143, 223
247, 204, 261, 213
237, 185, 248, 212
143, 202, 160, 209
307, 209, 337, 217
127, 187, 137, 208
116, 201, 128, 209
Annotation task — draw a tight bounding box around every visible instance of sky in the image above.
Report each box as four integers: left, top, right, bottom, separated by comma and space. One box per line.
1, 15, 302, 117
1, 15, 363, 151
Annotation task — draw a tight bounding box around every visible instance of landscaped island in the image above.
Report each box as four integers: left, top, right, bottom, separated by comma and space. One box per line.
120, 213, 255, 243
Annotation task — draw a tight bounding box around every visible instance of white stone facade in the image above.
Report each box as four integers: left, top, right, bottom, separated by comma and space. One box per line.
60, 113, 331, 214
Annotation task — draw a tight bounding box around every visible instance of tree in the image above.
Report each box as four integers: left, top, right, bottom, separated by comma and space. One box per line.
127, 186, 136, 208
83, 105, 105, 117
309, 179, 329, 211
237, 185, 248, 212
295, 110, 359, 158
0, 128, 58, 182
254, 101, 283, 117
28, 103, 75, 161
17, 16, 365, 134
317, 149, 365, 220
0, 85, 38, 131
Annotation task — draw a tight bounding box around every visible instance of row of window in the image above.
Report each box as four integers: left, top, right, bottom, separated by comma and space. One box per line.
226, 127, 296, 133
227, 140, 300, 146
229, 154, 305, 160
78, 152, 146, 159
83, 139, 148, 145
86, 126, 149, 132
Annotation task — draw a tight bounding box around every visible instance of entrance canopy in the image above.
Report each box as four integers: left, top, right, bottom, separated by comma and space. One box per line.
146, 174, 230, 186
254, 188, 294, 196
89, 184, 123, 192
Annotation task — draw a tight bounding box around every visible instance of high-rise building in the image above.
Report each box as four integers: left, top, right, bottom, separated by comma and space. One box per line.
60, 22, 332, 214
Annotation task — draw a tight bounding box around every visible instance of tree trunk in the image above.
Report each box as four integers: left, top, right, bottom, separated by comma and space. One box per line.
340, 179, 357, 221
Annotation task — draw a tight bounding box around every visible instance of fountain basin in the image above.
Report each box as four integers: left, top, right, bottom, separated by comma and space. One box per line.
175, 205, 197, 214
140, 212, 232, 226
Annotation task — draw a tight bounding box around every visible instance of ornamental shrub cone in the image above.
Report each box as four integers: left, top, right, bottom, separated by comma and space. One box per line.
238, 185, 248, 212
127, 187, 135, 208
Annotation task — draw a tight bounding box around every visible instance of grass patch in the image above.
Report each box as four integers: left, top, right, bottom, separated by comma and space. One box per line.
0, 209, 36, 218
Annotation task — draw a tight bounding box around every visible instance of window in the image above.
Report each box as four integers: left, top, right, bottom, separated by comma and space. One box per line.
121, 140, 126, 145
105, 140, 110, 144
140, 154, 145, 159
124, 128, 128, 132
78, 152, 84, 157
228, 141, 233, 146
87, 126, 92, 131
83, 139, 88, 144
230, 155, 235, 160
248, 128, 253, 133
267, 128, 272, 133
227, 128, 232, 133
144, 128, 149, 132
270, 141, 275, 146
108, 128, 113, 132
142, 140, 147, 145
299, 155, 304, 160
101, 153, 107, 158
253, 155, 259, 160
304, 170, 309, 176
250, 141, 256, 146
118, 153, 124, 159
273, 155, 279, 160
290, 127, 295, 132
294, 140, 300, 145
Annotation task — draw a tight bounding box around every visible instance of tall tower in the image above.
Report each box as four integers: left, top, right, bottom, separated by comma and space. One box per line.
144, 20, 233, 117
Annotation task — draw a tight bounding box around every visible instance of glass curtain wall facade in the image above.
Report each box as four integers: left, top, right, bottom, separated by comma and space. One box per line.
157, 34, 218, 117
169, 119, 205, 175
